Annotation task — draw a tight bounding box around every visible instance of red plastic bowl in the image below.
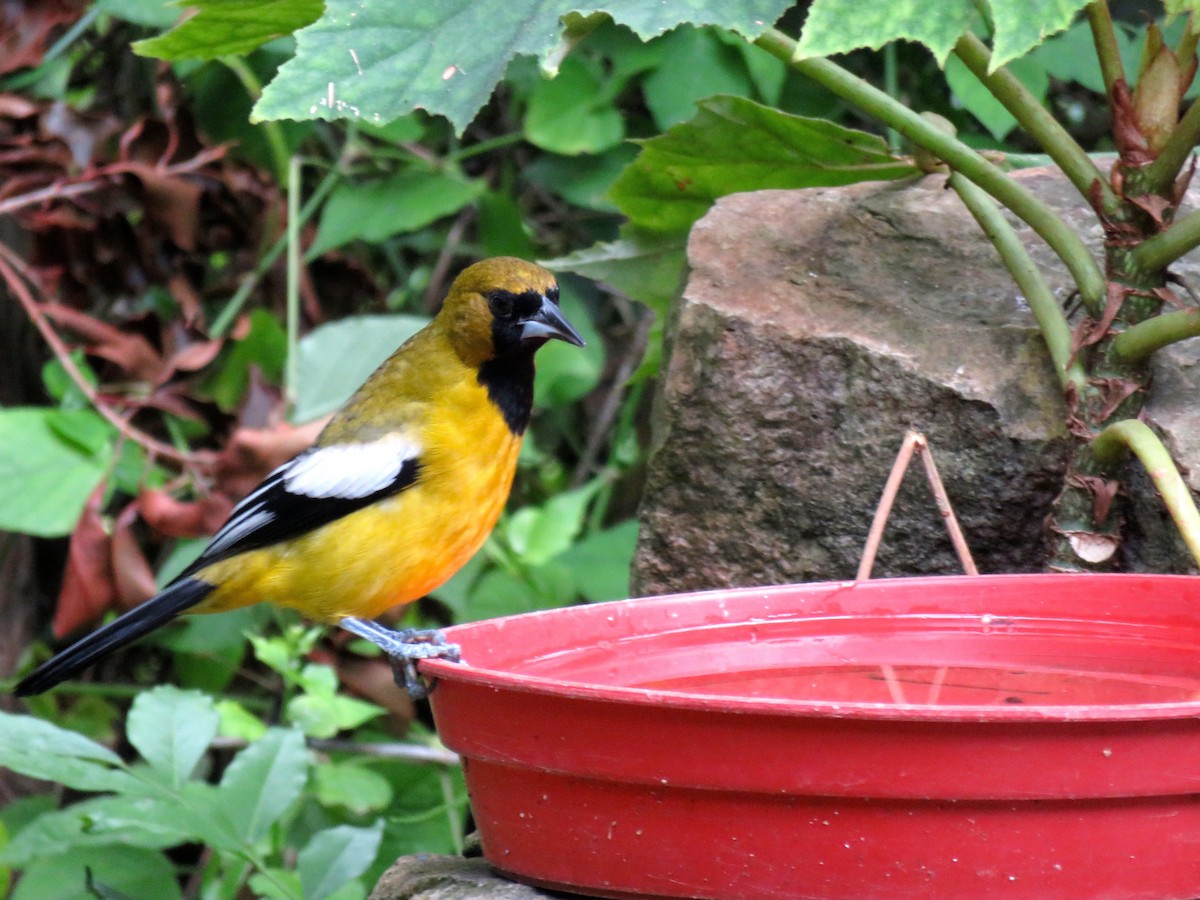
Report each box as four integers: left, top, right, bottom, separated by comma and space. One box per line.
420, 574, 1200, 899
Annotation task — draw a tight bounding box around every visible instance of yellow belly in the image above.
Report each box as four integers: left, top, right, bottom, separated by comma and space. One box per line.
194, 381, 522, 622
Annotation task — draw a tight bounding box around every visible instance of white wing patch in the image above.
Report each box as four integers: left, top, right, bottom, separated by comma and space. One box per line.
283, 435, 420, 499
200, 434, 420, 560
205, 507, 274, 556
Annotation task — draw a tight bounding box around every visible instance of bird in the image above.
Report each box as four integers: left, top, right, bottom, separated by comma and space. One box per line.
16, 256, 585, 699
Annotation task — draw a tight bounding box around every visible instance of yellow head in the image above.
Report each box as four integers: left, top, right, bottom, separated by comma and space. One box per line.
439, 257, 583, 368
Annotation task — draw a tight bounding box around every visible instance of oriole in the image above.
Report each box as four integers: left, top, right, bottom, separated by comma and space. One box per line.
16, 257, 584, 698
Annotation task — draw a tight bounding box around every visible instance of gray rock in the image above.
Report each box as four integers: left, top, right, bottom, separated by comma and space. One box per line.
634, 169, 1200, 594
369, 855, 567, 900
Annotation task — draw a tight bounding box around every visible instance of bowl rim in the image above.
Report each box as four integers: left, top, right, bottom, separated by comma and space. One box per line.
420, 573, 1200, 723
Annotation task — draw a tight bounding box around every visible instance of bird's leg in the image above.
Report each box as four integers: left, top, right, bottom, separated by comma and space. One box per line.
338, 617, 462, 700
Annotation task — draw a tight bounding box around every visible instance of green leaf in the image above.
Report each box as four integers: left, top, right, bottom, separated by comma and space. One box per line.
555, 519, 639, 602
545, 226, 686, 315
297, 822, 384, 900
2, 796, 198, 866
505, 481, 603, 567
989, 0, 1089, 70
0, 712, 134, 794
609, 95, 916, 235
643, 26, 756, 130
292, 314, 428, 423
247, 868, 305, 900
217, 728, 309, 844
524, 143, 638, 211
477, 192, 538, 260
134, 0, 323, 60
309, 171, 484, 257
314, 761, 394, 814
793, 0, 1086, 69
252, 0, 793, 132
12, 846, 180, 900
215, 700, 268, 742
525, 56, 624, 154
0, 408, 113, 537
465, 561, 575, 620
795, 0, 974, 64
204, 308, 286, 411
126, 687, 219, 790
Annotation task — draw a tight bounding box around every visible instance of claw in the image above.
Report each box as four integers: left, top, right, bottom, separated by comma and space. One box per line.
339, 617, 462, 699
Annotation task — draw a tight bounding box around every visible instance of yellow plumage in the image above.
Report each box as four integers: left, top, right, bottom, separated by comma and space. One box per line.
16, 257, 583, 697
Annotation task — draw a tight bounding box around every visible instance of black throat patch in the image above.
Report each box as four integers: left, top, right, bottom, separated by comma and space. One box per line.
477, 353, 535, 435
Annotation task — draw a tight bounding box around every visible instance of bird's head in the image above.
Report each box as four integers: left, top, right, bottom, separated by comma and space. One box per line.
442, 257, 585, 367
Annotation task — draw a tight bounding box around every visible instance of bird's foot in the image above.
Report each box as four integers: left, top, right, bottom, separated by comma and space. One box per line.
339, 617, 461, 700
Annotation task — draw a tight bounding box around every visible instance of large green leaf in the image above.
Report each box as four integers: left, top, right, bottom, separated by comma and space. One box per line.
0, 408, 113, 537
296, 822, 384, 900
794, 0, 1088, 69
609, 94, 916, 235
133, 0, 323, 60
0, 712, 133, 795
292, 314, 429, 423
308, 171, 484, 257
252, 0, 793, 132
216, 728, 310, 844
989, 0, 1090, 70
126, 688, 220, 790
12, 846, 180, 900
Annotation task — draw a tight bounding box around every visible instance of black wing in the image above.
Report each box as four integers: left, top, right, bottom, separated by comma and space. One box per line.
177, 436, 421, 582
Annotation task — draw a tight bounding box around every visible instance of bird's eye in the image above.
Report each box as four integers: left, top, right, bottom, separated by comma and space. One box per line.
489, 294, 515, 318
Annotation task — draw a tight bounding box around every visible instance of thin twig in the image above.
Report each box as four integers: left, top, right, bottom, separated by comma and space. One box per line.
918, 438, 980, 575
0, 245, 193, 466
857, 431, 978, 579
857, 432, 921, 580
209, 734, 460, 766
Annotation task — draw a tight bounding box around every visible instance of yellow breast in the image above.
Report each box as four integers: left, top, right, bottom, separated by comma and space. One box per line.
196, 369, 522, 621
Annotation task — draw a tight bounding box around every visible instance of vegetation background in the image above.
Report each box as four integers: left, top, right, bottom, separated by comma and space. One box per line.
0, 1, 1192, 897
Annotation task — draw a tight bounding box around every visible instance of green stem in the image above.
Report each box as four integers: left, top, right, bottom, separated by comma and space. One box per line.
1128, 206, 1200, 272
1112, 307, 1200, 361
285, 155, 301, 410
1085, 0, 1125, 97
883, 43, 901, 153
1141, 95, 1200, 195
222, 57, 292, 187
953, 33, 1117, 215
949, 172, 1086, 394
449, 131, 525, 162
754, 28, 1108, 317
210, 164, 339, 338
1092, 419, 1200, 568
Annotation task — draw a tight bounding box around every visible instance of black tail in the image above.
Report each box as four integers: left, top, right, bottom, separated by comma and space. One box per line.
15, 577, 215, 697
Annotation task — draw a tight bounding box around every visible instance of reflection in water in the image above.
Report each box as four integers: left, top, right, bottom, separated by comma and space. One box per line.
640, 662, 1200, 706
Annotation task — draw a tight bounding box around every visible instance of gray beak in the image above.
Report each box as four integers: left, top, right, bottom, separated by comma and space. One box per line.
521, 295, 586, 347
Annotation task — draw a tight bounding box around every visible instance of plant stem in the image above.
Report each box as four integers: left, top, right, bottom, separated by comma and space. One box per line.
210, 163, 340, 338
1086, 0, 1125, 97
1112, 307, 1200, 361
1128, 205, 1200, 272
222, 56, 292, 187
1142, 95, 1200, 195
285, 155, 301, 410
1091, 420, 1200, 568
953, 33, 1118, 215
949, 172, 1087, 394
883, 43, 901, 152
754, 28, 1108, 317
